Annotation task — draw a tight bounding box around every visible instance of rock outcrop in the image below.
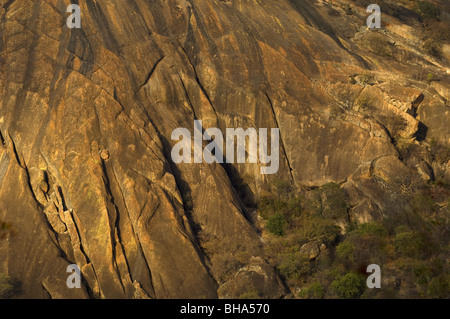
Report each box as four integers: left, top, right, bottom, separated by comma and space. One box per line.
0, 0, 448, 298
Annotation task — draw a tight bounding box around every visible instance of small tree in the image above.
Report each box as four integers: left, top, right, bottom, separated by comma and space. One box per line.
331, 272, 366, 299
266, 212, 287, 236
278, 252, 310, 282
394, 231, 425, 258
299, 282, 325, 299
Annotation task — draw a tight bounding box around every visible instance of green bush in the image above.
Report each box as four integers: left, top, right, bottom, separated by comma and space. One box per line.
320, 183, 349, 220
298, 216, 341, 243
0, 274, 14, 299
411, 194, 437, 216
271, 178, 294, 198
238, 290, 261, 299
338, 235, 388, 267
266, 212, 287, 236
286, 196, 303, 218
395, 225, 411, 235
423, 39, 442, 57
336, 241, 355, 262
412, 263, 433, 286
394, 231, 425, 258
336, 223, 389, 267
355, 222, 387, 237
278, 252, 310, 282
331, 272, 366, 299
259, 196, 288, 219
416, 1, 440, 20
259, 176, 449, 299
426, 275, 450, 298
429, 139, 450, 164
298, 282, 325, 299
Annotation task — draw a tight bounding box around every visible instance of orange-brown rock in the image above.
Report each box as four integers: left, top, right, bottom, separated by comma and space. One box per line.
0, 0, 448, 298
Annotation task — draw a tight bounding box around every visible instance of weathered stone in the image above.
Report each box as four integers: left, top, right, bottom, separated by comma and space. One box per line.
0, 0, 448, 299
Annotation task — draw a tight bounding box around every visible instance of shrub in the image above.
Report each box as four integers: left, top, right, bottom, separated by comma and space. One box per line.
259, 196, 288, 219
356, 222, 387, 237
320, 183, 349, 219
430, 139, 450, 164
379, 115, 408, 138
302, 183, 349, 220
286, 196, 303, 218
395, 225, 411, 235
239, 290, 261, 299
331, 272, 366, 299
336, 241, 355, 262
416, 1, 440, 20
356, 97, 371, 111
266, 212, 287, 236
298, 216, 341, 243
423, 39, 442, 57
338, 235, 388, 267
360, 74, 375, 85
298, 282, 325, 299
426, 275, 450, 298
278, 252, 311, 282
336, 223, 389, 268
264, 178, 293, 200
412, 263, 433, 286
0, 274, 14, 299
394, 231, 425, 258
411, 194, 437, 216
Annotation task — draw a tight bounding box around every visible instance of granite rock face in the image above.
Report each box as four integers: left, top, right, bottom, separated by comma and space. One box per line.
0, 0, 448, 298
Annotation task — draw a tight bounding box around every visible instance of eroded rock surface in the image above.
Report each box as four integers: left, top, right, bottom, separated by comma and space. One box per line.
0, 0, 448, 298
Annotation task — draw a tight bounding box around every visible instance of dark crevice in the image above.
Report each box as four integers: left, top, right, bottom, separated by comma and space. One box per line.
3, 0, 15, 11
109, 165, 156, 298
288, 0, 371, 69
8, 134, 45, 210
143, 118, 219, 289
40, 283, 52, 299
7, 133, 25, 169
175, 54, 258, 212
99, 158, 127, 295
5, 135, 79, 285
265, 93, 295, 183
66, 210, 97, 298
414, 122, 429, 142
179, 44, 218, 116
134, 236, 157, 298
177, 74, 198, 119
56, 186, 68, 212
134, 55, 165, 94
69, 210, 91, 265
0, 129, 5, 147
410, 93, 425, 118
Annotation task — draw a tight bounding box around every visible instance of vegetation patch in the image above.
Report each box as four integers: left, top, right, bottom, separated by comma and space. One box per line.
258, 178, 449, 299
